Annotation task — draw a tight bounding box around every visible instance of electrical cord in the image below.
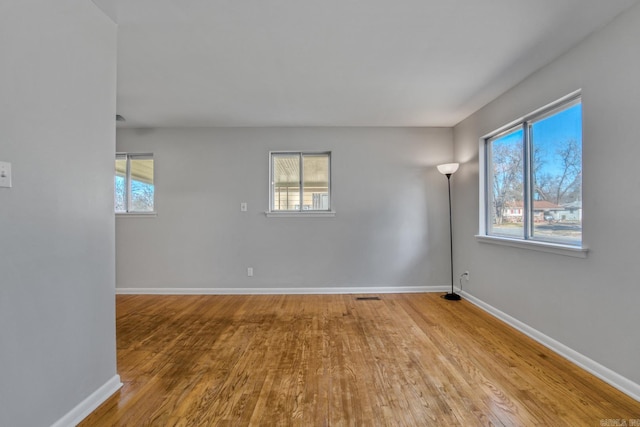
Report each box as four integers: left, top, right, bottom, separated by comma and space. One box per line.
458, 272, 468, 294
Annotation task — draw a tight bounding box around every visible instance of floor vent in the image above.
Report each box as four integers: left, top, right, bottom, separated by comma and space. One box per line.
355, 296, 381, 301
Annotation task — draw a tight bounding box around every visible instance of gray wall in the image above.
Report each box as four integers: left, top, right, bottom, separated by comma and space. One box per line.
452, 3, 640, 385
0, 1, 118, 426
116, 127, 453, 291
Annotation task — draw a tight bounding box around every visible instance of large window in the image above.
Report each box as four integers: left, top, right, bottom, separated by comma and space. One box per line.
270, 152, 331, 212
115, 153, 155, 213
484, 93, 582, 247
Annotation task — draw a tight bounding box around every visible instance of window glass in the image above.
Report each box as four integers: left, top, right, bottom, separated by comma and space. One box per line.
115, 155, 127, 213
273, 154, 301, 211
487, 128, 524, 239
484, 95, 582, 246
530, 102, 582, 245
115, 153, 154, 213
270, 152, 331, 212
129, 156, 154, 212
303, 154, 329, 210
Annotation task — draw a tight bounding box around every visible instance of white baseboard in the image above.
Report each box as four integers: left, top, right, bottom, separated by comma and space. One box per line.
116, 285, 449, 295
461, 291, 640, 402
51, 374, 122, 427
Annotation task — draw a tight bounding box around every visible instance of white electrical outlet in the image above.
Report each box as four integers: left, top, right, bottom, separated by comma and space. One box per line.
0, 161, 12, 188
464, 271, 470, 280
241, 202, 247, 212
247, 267, 253, 277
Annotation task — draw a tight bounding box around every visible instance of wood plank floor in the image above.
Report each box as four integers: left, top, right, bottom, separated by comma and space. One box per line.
81, 294, 640, 426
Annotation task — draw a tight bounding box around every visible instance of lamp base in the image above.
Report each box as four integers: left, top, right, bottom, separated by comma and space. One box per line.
443, 292, 461, 301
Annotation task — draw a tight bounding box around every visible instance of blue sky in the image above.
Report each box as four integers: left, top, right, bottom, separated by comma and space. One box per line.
492, 102, 582, 177
531, 103, 582, 176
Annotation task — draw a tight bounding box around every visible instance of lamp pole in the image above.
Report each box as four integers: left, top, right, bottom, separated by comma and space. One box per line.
437, 163, 460, 301
443, 172, 460, 300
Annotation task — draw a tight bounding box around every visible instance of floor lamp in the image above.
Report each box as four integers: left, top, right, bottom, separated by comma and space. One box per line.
437, 163, 460, 301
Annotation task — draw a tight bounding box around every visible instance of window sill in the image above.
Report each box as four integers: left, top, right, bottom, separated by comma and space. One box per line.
116, 212, 157, 218
265, 211, 336, 218
475, 235, 588, 258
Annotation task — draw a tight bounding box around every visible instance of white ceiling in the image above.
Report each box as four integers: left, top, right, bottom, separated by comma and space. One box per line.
94, 0, 638, 128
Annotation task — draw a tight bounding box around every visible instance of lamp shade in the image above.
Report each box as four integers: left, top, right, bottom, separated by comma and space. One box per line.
437, 163, 459, 175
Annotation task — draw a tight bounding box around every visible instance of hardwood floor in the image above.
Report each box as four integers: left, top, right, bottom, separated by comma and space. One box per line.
81, 294, 640, 426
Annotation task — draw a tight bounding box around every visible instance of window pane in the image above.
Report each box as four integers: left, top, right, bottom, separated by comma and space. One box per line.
115, 156, 127, 213
530, 102, 582, 245
129, 157, 154, 212
487, 128, 524, 238
273, 154, 300, 211
303, 154, 329, 210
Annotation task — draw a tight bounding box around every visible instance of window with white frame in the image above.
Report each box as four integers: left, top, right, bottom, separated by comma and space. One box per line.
115, 153, 155, 213
270, 152, 331, 212
483, 93, 582, 247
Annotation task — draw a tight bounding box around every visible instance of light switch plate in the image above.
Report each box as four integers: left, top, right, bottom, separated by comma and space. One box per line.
0, 161, 11, 188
